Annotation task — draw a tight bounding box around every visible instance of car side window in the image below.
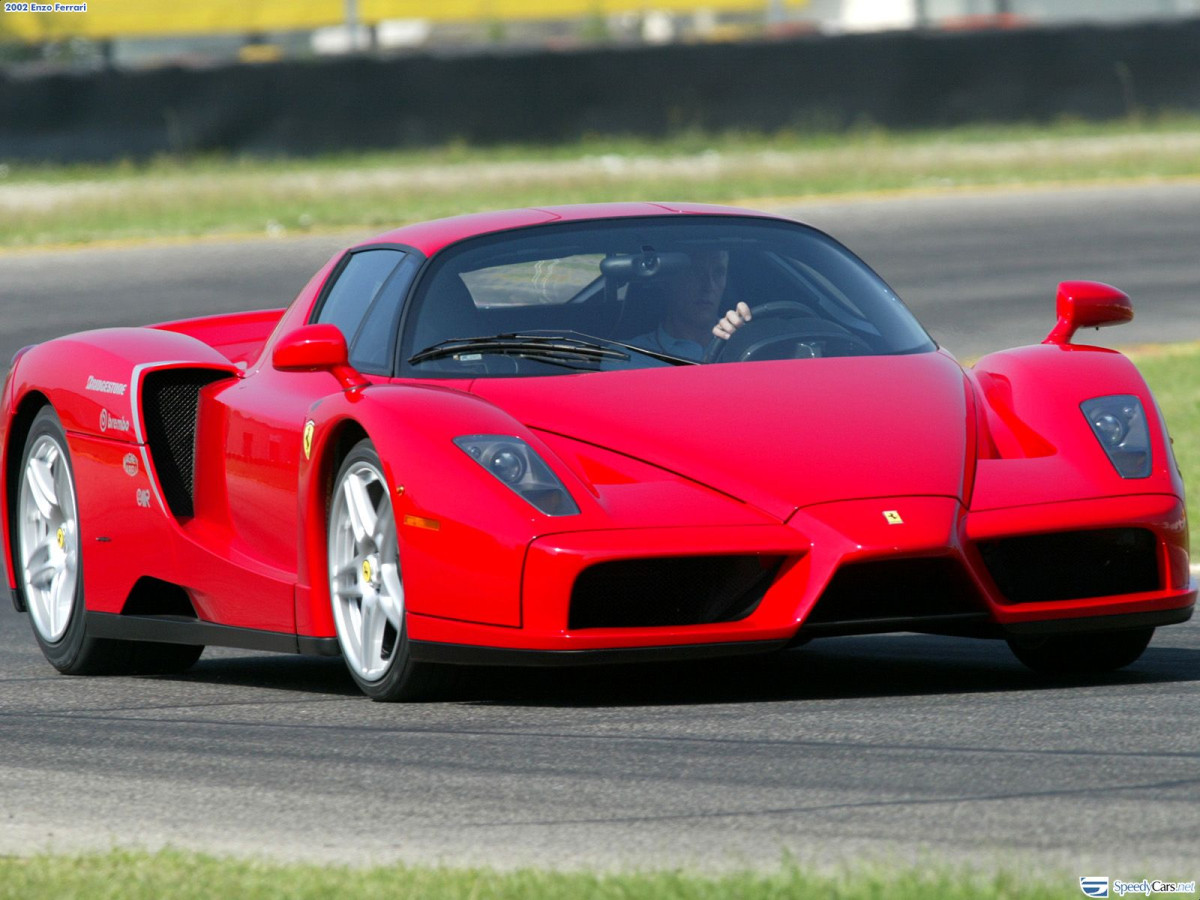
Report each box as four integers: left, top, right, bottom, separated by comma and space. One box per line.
350, 253, 419, 374
314, 248, 408, 374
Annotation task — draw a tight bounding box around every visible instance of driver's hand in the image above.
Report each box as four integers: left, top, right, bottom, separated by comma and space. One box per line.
712, 302, 752, 341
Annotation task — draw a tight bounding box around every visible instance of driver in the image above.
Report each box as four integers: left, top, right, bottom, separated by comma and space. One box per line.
631, 250, 751, 361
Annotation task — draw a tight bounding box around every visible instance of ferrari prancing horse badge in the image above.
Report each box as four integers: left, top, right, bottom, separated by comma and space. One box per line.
302, 420, 315, 460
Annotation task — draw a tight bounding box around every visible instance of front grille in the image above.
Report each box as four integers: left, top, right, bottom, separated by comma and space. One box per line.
803, 557, 986, 634
978, 527, 1159, 604
142, 370, 224, 518
569, 555, 783, 630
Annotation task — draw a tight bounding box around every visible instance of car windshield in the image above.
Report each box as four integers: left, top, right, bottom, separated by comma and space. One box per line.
400, 216, 935, 377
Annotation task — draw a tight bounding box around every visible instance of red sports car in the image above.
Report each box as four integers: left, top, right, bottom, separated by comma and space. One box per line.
1, 203, 1193, 700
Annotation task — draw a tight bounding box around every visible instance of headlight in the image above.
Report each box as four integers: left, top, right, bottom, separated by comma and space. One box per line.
1081, 395, 1151, 478
454, 435, 580, 516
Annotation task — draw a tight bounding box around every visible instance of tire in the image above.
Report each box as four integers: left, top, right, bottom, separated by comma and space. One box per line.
15, 406, 203, 676
1006, 627, 1154, 676
328, 439, 448, 701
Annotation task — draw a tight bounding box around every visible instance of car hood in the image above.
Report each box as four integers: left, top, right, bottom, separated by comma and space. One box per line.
468, 351, 972, 522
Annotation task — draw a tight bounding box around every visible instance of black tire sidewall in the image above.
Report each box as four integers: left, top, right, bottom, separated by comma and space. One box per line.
1006, 627, 1154, 675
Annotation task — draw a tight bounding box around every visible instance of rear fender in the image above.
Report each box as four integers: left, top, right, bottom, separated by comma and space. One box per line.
9, 328, 239, 445
2, 329, 240, 597
2, 388, 48, 599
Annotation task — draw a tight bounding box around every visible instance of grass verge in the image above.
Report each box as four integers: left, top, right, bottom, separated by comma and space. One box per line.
3, 115, 1200, 248
1129, 342, 1200, 560
0, 850, 1071, 900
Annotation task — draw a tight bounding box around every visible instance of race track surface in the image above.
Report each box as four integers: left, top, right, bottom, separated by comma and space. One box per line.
0, 183, 1197, 874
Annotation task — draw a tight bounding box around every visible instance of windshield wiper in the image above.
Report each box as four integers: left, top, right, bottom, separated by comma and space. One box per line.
410, 331, 697, 368
513, 330, 700, 366
409, 333, 630, 368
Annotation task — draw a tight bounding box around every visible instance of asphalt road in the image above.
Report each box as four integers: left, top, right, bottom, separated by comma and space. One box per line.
0, 182, 1197, 875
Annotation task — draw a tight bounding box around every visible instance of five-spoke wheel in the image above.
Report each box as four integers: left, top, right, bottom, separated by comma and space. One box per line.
18, 418, 80, 646
329, 439, 445, 700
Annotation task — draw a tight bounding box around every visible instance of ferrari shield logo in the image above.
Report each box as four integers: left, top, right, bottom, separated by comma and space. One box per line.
883, 510, 903, 525
302, 420, 315, 460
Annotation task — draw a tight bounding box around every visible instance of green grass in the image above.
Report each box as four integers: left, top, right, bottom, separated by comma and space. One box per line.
1129, 342, 1200, 559
4, 115, 1200, 248
0, 850, 1070, 900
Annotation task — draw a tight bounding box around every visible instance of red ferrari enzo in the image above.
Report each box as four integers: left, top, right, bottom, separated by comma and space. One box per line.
1, 203, 1193, 700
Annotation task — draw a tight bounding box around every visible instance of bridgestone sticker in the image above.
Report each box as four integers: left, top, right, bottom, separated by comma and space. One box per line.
86, 375, 127, 396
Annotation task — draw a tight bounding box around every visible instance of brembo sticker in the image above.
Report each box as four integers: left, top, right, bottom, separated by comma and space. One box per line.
86, 375, 127, 396
122, 453, 139, 476
99, 408, 130, 433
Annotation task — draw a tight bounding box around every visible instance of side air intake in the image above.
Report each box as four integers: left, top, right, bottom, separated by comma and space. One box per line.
141, 369, 226, 518
122, 576, 198, 618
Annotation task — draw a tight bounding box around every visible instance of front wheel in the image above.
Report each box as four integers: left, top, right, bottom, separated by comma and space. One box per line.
328, 439, 448, 701
1006, 627, 1154, 675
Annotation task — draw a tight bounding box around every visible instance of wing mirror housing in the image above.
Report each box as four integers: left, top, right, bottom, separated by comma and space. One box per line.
1043, 281, 1133, 346
272, 324, 369, 390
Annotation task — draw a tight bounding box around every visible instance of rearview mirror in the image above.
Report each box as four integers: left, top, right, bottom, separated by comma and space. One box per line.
272, 324, 368, 390
600, 251, 691, 284
1043, 281, 1133, 345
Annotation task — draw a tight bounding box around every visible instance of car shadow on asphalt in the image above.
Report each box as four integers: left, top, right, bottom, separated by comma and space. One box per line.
454, 633, 1200, 707
164, 631, 1200, 705
179, 653, 363, 697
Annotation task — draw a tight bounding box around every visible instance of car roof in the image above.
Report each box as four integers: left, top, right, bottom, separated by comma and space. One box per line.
356, 202, 792, 256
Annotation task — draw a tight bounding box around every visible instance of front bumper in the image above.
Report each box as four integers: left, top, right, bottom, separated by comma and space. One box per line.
404, 493, 1195, 657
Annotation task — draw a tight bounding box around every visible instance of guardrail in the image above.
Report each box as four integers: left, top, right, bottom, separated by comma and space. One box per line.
2, 18, 1199, 163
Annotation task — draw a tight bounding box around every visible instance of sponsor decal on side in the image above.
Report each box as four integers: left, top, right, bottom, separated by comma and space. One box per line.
122, 453, 139, 476
99, 408, 130, 433
135, 489, 151, 508
85, 375, 127, 396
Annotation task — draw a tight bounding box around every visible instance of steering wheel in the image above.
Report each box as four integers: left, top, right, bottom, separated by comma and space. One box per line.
702, 301, 873, 364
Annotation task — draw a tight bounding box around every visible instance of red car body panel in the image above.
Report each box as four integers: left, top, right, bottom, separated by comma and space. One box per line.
468, 351, 972, 519
1, 203, 1193, 676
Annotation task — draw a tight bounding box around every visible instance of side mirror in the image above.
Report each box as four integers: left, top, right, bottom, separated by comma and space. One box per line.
1043, 281, 1133, 346
272, 324, 368, 390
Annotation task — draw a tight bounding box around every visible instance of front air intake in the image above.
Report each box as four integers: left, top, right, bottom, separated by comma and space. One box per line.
802, 557, 987, 636
569, 555, 783, 630
978, 527, 1159, 604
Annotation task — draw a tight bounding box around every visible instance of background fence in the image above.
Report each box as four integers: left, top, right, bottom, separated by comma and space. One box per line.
3, 17, 1199, 163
